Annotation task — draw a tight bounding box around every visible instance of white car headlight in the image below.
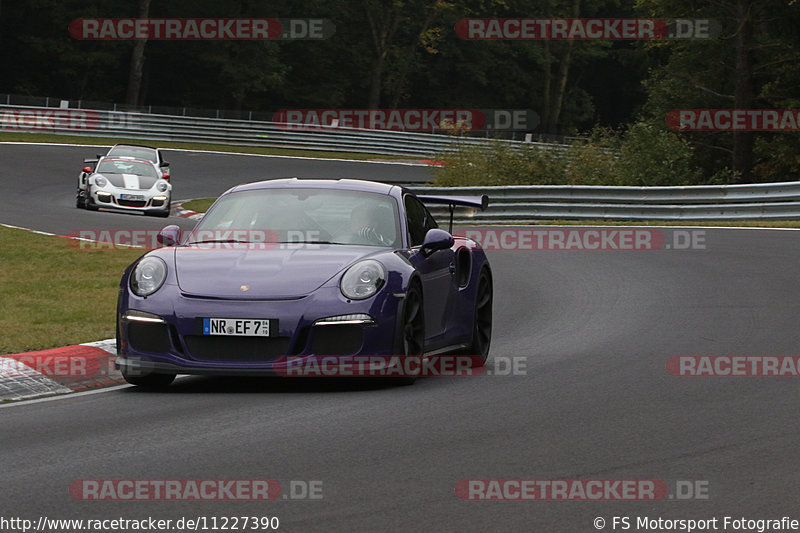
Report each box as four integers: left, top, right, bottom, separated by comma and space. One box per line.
156, 181, 168, 193
131, 256, 167, 297
340, 260, 386, 300
94, 176, 108, 187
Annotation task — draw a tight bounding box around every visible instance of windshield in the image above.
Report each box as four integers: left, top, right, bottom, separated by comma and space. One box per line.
107, 146, 158, 163
96, 159, 158, 178
190, 188, 400, 247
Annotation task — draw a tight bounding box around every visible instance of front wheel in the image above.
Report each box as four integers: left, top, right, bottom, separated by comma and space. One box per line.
392, 282, 425, 385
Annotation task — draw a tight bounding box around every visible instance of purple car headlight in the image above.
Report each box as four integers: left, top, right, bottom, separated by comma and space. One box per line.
131, 256, 167, 297
340, 260, 386, 300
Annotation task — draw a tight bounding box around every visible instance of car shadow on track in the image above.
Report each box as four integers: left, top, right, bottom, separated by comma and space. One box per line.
119, 375, 417, 394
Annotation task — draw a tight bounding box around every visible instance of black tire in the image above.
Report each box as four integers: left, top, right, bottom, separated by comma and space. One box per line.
462, 269, 493, 367
85, 197, 98, 211
116, 321, 121, 357
392, 281, 425, 385
121, 366, 176, 389
76, 190, 86, 209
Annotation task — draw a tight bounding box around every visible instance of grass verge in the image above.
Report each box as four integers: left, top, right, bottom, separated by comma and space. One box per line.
0, 132, 407, 161
0, 225, 145, 355
181, 198, 216, 213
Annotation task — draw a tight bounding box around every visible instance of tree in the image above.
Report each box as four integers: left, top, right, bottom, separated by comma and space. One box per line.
636, 0, 800, 182
540, 0, 581, 133
126, 0, 151, 106
362, 0, 452, 108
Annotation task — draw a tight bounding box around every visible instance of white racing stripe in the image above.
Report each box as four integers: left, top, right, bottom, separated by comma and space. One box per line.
121, 173, 140, 189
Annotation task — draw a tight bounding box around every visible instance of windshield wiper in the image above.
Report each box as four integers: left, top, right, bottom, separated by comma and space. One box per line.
276, 240, 342, 244
185, 239, 349, 246
185, 238, 253, 245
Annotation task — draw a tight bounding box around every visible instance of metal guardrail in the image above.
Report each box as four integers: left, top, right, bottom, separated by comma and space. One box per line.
0, 93, 574, 143
3, 103, 797, 220
0, 104, 566, 158
410, 183, 800, 221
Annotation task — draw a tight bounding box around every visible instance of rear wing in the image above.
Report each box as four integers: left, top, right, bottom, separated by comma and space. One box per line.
417, 195, 489, 233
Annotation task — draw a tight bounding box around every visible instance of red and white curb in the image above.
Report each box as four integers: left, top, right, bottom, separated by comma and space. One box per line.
0, 339, 122, 401
173, 200, 205, 220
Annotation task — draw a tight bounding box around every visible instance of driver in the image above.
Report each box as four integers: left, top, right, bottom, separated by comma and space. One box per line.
346, 204, 390, 245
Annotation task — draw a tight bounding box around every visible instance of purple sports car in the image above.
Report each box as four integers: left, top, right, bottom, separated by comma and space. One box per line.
116, 178, 492, 387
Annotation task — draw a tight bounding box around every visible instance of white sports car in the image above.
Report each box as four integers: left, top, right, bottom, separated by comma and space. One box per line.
76, 157, 172, 217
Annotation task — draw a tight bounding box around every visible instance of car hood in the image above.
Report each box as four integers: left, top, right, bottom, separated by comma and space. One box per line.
96, 172, 158, 190
173, 244, 379, 299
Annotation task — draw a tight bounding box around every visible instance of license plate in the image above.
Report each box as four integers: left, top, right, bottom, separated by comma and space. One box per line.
120, 194, 145, 201
203, 318, 272, 336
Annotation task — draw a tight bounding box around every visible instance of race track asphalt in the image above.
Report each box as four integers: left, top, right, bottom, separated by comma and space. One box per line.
2, 143, 800, 532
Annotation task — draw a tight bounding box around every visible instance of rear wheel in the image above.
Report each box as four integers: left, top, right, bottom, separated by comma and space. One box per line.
76, 190, 86, 208
463, 269, 492, 367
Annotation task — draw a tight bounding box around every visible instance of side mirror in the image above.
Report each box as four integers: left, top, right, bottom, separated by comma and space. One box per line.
83, 166, 93, 173
162, 173, 170, 181
420, 228, 454, 256
157, 224, 181, 247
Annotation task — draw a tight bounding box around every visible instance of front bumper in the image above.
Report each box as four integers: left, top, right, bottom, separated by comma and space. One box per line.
117, 285, 404, 376
91, 188, 170, 214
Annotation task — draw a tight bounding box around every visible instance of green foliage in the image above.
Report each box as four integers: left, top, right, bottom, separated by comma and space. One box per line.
634, 0, 800, 182
614, 122, 701, 186
752, 135, 800, 183
433, 121, 707, 186
431, 142, 567, 187
1, 0, 798, 183
563, 128, 620, 185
